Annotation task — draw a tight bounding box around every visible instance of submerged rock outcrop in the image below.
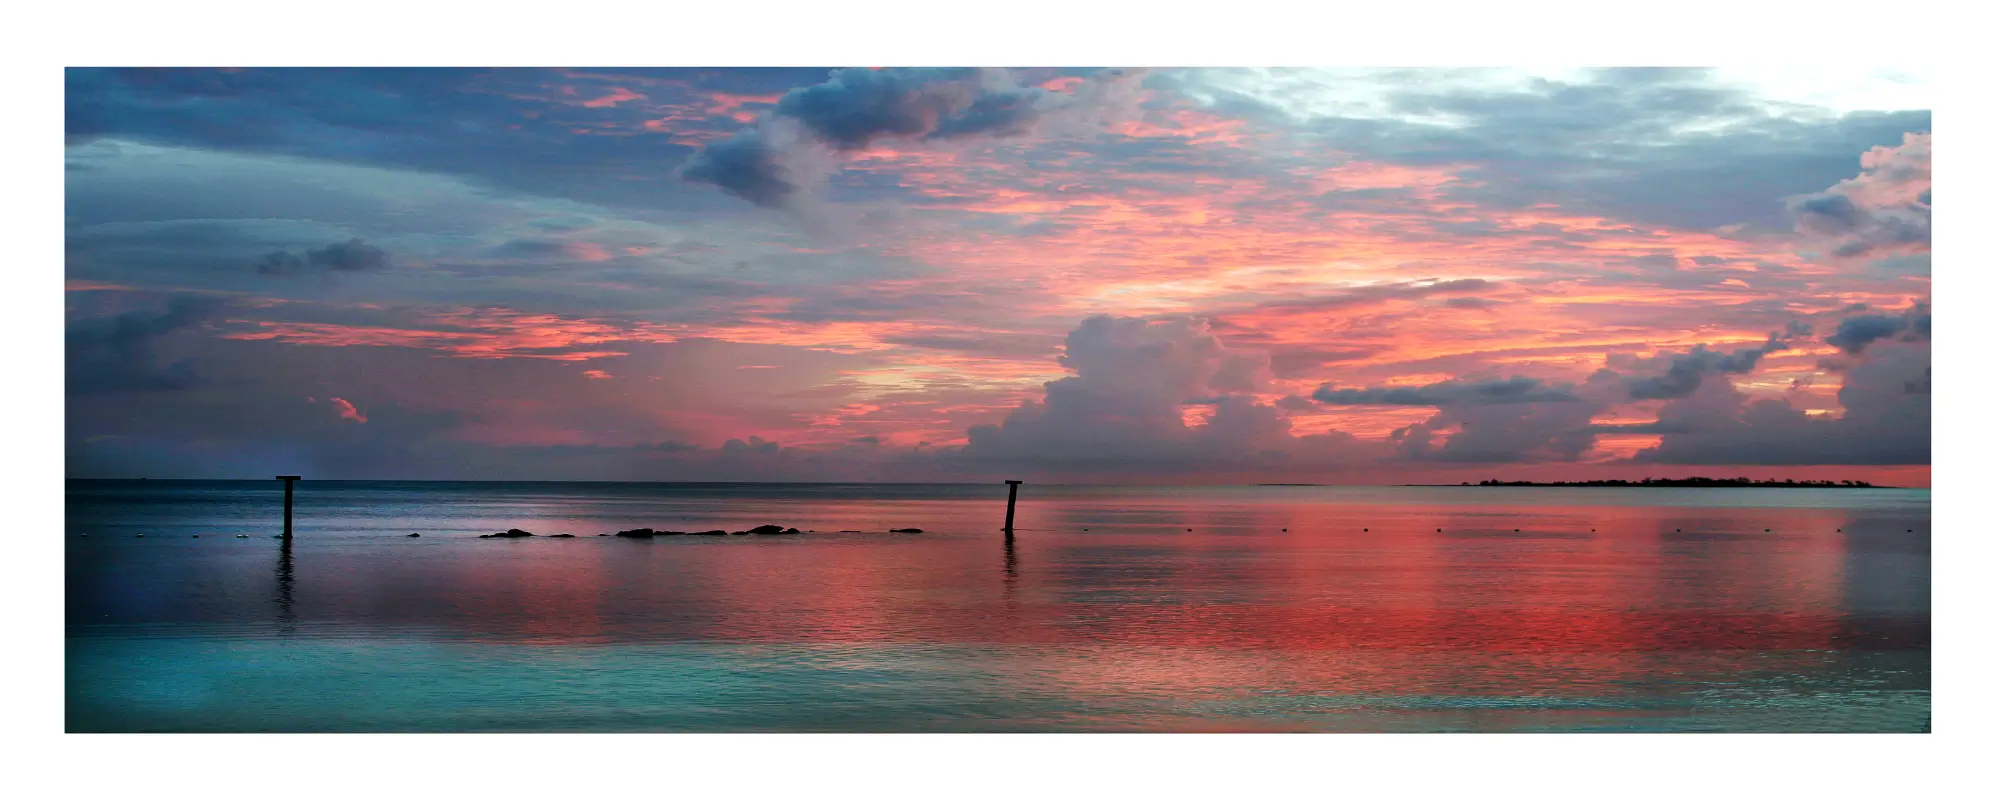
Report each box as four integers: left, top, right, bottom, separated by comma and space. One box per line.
480, 528, 536, 539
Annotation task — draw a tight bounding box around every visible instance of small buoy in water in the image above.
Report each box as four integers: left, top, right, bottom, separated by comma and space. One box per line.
136, 533, 145, 538
406, 533, 421, 538
1837, 529, 1843, 532
1282, 528, 1288, 532
235, 534, 248, 539
1676, 529, 1682, 532
1186, 528, 1193, 532
192, 534, 200, 538
1514, 529, 1520, 532
1590, 529, 1596, 532
1082, 528, 1089, 531
1765, 529, 1771, 532
1436, 528, 1442, 532
1362, 528, 1368, 532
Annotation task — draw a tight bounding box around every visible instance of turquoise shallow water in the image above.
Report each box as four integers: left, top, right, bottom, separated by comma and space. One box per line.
66, 481, 1930, 732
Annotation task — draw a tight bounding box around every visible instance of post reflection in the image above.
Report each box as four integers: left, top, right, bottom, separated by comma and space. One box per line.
274, 536, 295, 636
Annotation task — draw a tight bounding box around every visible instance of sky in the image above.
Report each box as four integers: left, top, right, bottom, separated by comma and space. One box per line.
63, 67, 1932, 484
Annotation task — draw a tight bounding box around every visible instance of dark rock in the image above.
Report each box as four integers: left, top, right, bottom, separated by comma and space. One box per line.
550, 534, 576, 538
615, 528, 656, 538
657, 530, 687, 536
690, 529, 728, 536
597, 533, 609, 536
406, 533, 421, 538
482, 528, 536, 539
889, 528, 923, 533
746, 524, 788, 535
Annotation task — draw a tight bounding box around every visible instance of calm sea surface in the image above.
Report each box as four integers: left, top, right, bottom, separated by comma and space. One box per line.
66, 480, 1930, 732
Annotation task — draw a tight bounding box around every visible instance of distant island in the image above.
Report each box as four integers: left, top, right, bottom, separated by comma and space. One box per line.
1424, 477, 1881, 488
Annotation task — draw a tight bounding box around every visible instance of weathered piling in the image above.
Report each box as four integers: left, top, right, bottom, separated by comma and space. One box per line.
1003, 480, 1022, 536
276, 475, 301, 539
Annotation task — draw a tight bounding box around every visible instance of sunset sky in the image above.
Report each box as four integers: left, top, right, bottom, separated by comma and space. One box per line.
64, 67, 1932, 484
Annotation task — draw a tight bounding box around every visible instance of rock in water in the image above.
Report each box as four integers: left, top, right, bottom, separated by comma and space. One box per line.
689, 529, 728, 536
890, 528, 923, 533
406, 533, 421, 537
550, 534, 576, 538
746, 524, 788, 535
481, 528, 536, 539
614, 528, 656, 538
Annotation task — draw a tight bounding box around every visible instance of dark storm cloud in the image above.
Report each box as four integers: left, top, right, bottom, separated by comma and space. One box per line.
677, 129, 797, 208
1825, 307, 1929, 355
773, 67, 1135, 149
257, 237, 389, 274
309, 238, 389, 271
681, 68, 1140, 209
776, 67, 986, 149
1313, 376, 1581, 406
66, 296, 222, 393
1826, 314, 1908, 354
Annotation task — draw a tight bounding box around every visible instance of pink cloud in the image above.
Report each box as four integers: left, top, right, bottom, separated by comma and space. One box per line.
580, 87, 643, 109
330, 397, 367, 424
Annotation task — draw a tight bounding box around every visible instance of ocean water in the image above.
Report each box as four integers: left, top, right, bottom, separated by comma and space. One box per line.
65, 480, 1930, 732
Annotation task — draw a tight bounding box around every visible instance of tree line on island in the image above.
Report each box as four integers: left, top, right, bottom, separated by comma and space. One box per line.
1462, 477, 1877, 488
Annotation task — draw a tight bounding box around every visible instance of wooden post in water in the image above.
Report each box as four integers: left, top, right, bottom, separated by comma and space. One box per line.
1003, 480, 1022, 536
277, 476, 301, 538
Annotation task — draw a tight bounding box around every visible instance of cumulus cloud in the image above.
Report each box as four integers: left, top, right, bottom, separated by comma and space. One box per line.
1620, 334, 1790, 400
1788, 132, 1930, 264
961, 315, 1380, 472
1308, 322, 1838, 463
1638, 339, 1929, 465
680, 68, 1143, 209
66, 296, 221, 393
